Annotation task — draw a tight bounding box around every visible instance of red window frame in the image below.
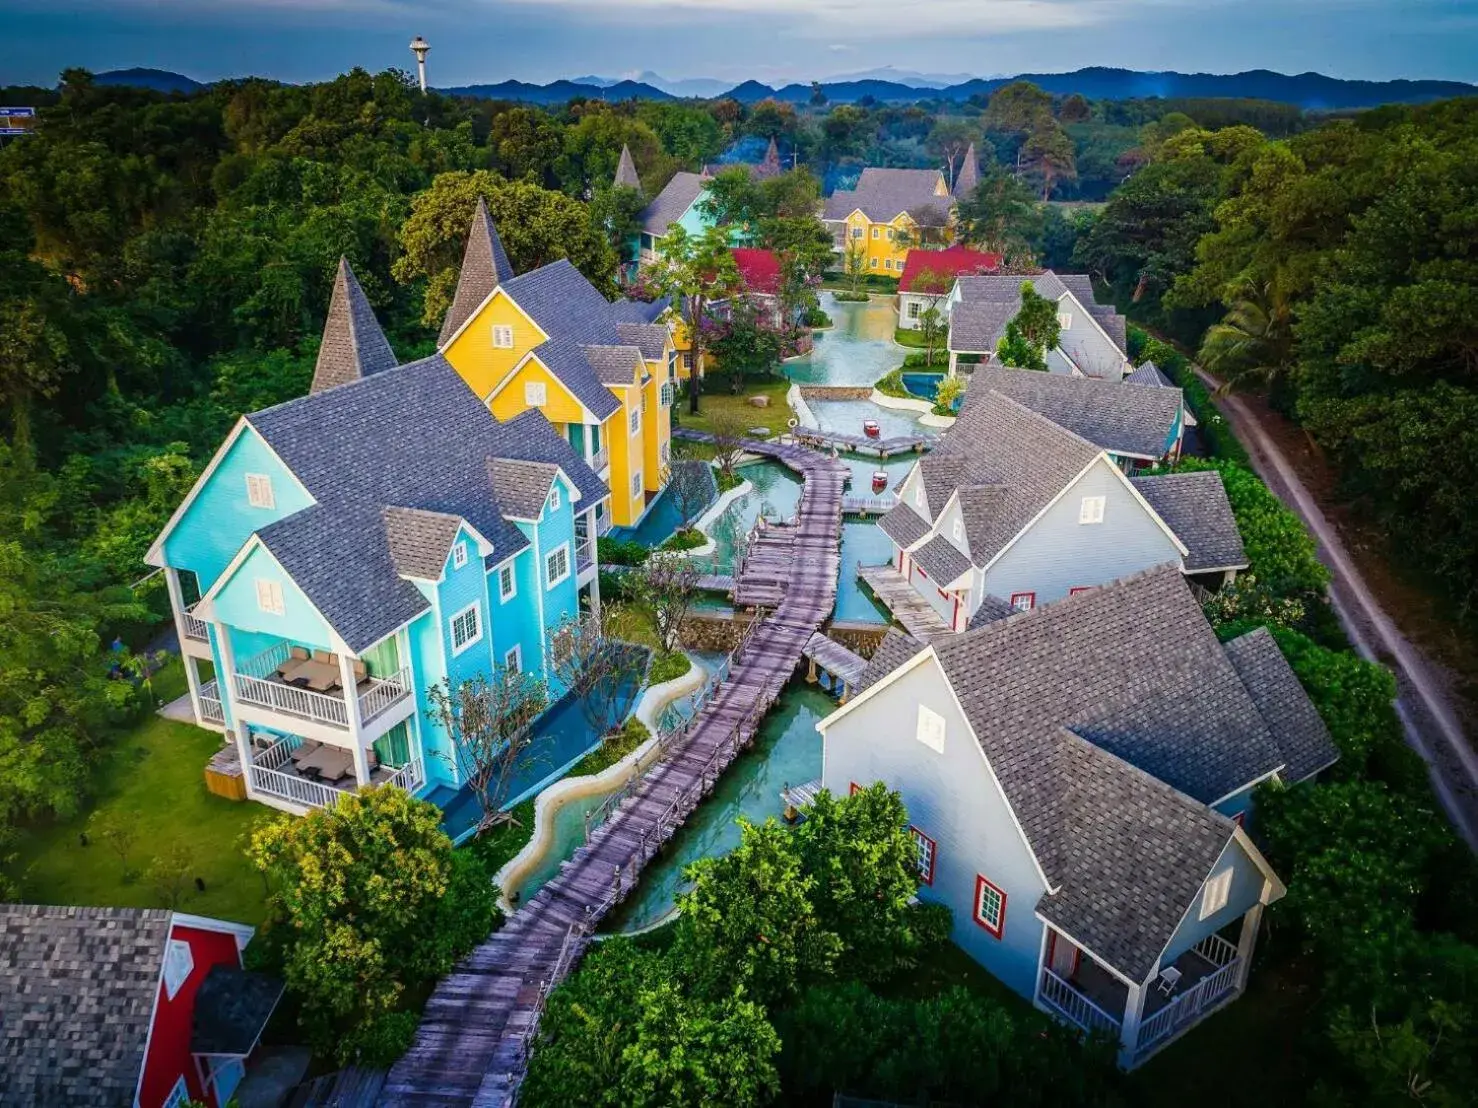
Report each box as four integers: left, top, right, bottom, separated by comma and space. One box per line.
909, 826, 937, 886
1068, 586, 1095, 596
1010, 592, 1036, 612
973, 874, 1007, 938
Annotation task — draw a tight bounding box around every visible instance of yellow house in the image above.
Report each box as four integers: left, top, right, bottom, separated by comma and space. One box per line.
438, 199, 674, 529
823, 163, 972, 280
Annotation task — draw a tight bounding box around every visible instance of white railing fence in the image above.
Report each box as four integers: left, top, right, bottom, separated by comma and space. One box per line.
234, 673, 349, 728
199, 680, 224, 724
183, 604, 209, 642
238, 640, 294, 680
358, 666, 413, 723
1135, 954, 1242, 1058
1039, 968, 1123, 1038
1193, 931, 1239, 968
385, 753, 426, 794
250, 762, 344, 810
591, 444, 611, 473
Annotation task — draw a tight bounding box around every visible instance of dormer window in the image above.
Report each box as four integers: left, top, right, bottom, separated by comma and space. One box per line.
492, 324, 515, 349
525, 381, 547, 406
451, 541, 468, 570
549, 485, 561, 512
245, 473, 274, 509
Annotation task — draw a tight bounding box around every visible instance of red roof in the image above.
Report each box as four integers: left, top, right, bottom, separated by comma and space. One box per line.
898, 246, 1002, 293
731, 248, 782, 295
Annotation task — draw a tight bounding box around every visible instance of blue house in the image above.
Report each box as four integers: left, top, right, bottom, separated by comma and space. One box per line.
146, 260, 609, 815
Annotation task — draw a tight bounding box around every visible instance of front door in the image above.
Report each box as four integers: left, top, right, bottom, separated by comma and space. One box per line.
1049, 931, 1080, 978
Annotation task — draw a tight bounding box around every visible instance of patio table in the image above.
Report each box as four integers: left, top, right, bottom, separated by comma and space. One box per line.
292, 660, 341, 693
296, 743, 353, 782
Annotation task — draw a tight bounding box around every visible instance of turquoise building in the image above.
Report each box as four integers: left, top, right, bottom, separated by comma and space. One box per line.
146, 260, 608, 815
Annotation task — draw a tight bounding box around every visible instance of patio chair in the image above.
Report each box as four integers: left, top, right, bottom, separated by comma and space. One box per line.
1157, 965, 1183, 997
352, 660, 368, 684
275, 646, 311, 681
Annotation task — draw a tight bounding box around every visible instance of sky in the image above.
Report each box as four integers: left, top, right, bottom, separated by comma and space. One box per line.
2, 0, 1475, 89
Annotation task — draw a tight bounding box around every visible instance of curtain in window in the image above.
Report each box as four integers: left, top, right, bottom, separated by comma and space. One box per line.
374, 720, 411, 767
361, 636, 400, 679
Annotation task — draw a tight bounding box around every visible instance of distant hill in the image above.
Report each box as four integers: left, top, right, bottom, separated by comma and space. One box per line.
94, 68, 203, 94
471, 66, 1474, 110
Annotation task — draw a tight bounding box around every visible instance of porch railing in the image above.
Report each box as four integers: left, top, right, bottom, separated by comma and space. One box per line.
359, 666, 413, 724
1039, 968, 1123, 1038
385, 753, 426, 794
1134, 952, 1242, 1059
595, 511, 613, 537
575, 536, 595, 573
182, 603, 209, 643
199, 680, 224, 724
234, 673, 350, 728
248, 738, 343, 810
591, 443, 611, 472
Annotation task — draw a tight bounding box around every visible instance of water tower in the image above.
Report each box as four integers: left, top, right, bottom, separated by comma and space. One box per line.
409, 36, 430, 93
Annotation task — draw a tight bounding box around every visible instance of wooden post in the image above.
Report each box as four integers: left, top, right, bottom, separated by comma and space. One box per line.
806, 657, 818, 684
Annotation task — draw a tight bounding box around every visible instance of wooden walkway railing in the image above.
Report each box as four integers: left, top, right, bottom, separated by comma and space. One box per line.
381, 429, 847, 1107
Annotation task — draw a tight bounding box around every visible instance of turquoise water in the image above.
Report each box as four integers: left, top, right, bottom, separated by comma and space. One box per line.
601, 682, 831, 933
902, 371, 946, 401
610, 462, 717, 547
809, 399, 934, 446
783, 293, 905, 387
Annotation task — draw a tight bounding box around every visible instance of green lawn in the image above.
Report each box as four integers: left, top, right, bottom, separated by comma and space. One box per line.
673, 377, 792, 440
893, 326, 930, 348
880, 938, 1029, 1012
10, 663, 273, 925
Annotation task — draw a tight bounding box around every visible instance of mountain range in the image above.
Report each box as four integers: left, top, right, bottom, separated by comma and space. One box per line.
94, 65, 1476, 110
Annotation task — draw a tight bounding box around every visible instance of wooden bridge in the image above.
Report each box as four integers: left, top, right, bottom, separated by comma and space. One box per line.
857, 562, 953, 641
791, 426, 931, 459
381, 430, 847, 1107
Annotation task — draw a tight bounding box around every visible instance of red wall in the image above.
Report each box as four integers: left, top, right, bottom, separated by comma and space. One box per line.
137, 923, 243, 1108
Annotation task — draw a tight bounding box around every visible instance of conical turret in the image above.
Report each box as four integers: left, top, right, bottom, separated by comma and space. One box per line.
614, 144, 641, 191
311, 257, 399, 394
438, 196, 516, 348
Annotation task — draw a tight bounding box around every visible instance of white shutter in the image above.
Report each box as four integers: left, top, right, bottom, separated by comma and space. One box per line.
525, 381, 547, 406
1078, 496, 1106, 525
245, 473, 274, 509
915, 705, 946, 753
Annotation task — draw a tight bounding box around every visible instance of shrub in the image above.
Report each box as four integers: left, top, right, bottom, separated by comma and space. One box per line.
660, 528, 708, 551
598, 537, 649, 567
1132, 328, 1250, 465
647, 650, 692, 686
933, 375, 964, 416
832, 290, 871, 302
874, 368, 911, 399
715, 469, 744, 494
802, 307, 832, 328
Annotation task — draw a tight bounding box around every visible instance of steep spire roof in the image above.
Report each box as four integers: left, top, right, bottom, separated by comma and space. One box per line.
311, 258, 400, 395
953, 142, 980, 197
613, 144, 641, 190
438, 196, 516, 348
760, 135, 781, 177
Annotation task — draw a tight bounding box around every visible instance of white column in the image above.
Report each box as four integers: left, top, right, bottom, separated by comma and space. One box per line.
586, 528, 603, 623
1234, 903, 1263, 991
215, 628, 255, 796
1118, 981, 1146, 1067
948, 350, 958, 377
164, 568, 207, 724
339, 652, 371, 789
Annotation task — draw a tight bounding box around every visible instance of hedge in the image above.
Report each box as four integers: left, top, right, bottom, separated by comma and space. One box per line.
1128, 324, 1249, 465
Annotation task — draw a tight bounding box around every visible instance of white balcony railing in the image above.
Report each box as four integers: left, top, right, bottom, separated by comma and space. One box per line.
1135, 954, 1241, 1058
596, 511, 613, 537
232, 641, 412, 730
183, 604, 209, 643
359, 666, 413, 724
199, 680, 224, 724
249, 761, 345, 810
591, 443, 611, 472
1039, 968, 1123, 1038
385, 753, 426, 794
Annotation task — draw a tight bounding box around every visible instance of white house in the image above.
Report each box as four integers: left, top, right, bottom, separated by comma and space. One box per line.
945, 271, 1131, 379
816, 566, 1339, 1067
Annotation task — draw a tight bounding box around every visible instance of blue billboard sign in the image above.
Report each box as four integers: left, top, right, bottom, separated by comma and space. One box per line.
0, 107, 37, 136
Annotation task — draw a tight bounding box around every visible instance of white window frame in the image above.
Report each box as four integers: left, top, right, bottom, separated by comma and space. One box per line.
951, 517, 963, 543
451, 541, 468, 570
629, 406, 641, 435
163, 938, 194, 1000
449, 601, 482, 656
545, 544, 571, 588
498, 561, 517, 601
1010, 591, 1035, 612
1200, 868, 1233, 919
1058, 312, 1072, 331
1078, 495, 1106, 525
492, 324, 515, 349
915, 704, 945, 753
907, 301, 922, 319
871, 226, 880, 239
504, 645, 522, 674
524, 381, 547, 406
660, 382, 674, 407
914, 485, 925, 509
869, 257, 878, 269
245, 473, 275, 509
974, 874, 1006, 938
549, 485, 561, 512
162, 1076, 191, 1108
255, 579, 284, 616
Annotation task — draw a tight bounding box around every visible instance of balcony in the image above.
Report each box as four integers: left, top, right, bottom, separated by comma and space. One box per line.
232, 641, 413, 732
182, 603, 209, 643
199, 679, 225, 725
590, 443, 611, 473
574, 517, 596, 576
247, 734, 426, 812
1038, 931, 1243, 1067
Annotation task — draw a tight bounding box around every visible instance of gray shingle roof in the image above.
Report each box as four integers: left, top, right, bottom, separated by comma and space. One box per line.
949, 272, 1129, 364
1223, 628, 1340, 783
487, 457, 559, 521
190, 965, 284, 1056
1132, 471, 1248, 572
912, 533, 973, 585
0, 904, 174, 1106
953, 143, 980, 198
529, 339, 624, 420
248, 355, 607, 652
311, 258, 400, 395
966, 593, 1017, 629
947, 300, 1016, 352
383, 507, 465, 580
610, 297, 670, 324
614, 321, 669, 361
639, 171, 706, 235
580, 344, 644, 386
614, 144, 641, 190
878, 501, 930, 547
823, 168, 952, 224
856, 627, 925, 692
1057, 274, 1128, 355
439, 196, 516, 347
1126, 360, 1175, 388
965, 364, 1182, 460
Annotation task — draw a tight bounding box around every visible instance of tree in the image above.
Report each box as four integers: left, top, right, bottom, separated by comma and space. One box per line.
996, 282, 1061, 370
642, 225, 741, 414
842, 239, 868, 295
588, 184, 648, 266
1199, 282, 1296, 394
427, 667, 549, 834
709, 297, 785, 391
145, 842, 195, 909
246, 787, 500, 1064
1022, 119, 1077, 200
955, 166, 1043, 261
486, 106, 563, 185
394, 170, 618, 327
556, 109, 665, 198
926, 119, 981, 185
1058, 92, 1092, 124
707, 409, 754, 485
907, 266, 951, 367
982, 81, 1053, 138
549, 610, 648, 740
627, 548, 701, 654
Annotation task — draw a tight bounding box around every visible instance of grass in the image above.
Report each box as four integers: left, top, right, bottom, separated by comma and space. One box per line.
875, 368, 911, 399
674, 377, 792, 439
660, 528, 708, 552
647, 650, 693, 685
10, 663, 273, 924
879, 938, 1030, 1012
460, 797, 537, 876
893, 326, 930, 348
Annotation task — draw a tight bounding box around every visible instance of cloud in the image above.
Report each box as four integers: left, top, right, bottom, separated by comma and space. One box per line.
827, 43, 852, 52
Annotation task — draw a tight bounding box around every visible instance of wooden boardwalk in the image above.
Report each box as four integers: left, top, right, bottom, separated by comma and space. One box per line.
381, 430, 847, 1107
792, 426, 931, 459
857, 563, 953, 641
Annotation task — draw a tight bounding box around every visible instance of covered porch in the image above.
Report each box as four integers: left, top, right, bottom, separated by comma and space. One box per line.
245, 728, 426, 812
1035, 913, 1258, 1068
229, 639, 413, 734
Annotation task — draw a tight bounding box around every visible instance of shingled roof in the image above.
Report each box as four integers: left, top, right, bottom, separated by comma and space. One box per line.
952, 142, 980, 197
615, 321, 669, 360
311, 258, 400, 395
580, 344, 645, 386
1132, 471, 1248, 572
383, 507, 466, 581
439, 196, 516, 347
878, 501, 931, 548
639, 171, 706, 235
912, 532, 973, 585
0, 904, 174, 1106
949, 272, 1130, 363
614, 143, 641, 190
1222, 627, 1339, 783
487, 457, 560, 521
963, 365, 1183, 460
824, 167, 952, 224
246, 355, 608, 652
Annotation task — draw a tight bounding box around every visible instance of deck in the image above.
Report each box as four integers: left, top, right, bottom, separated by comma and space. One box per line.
857, 563, 953, 641
801, 632, 868, 687
382, 429, 847, 1107
791, 427, 931, 459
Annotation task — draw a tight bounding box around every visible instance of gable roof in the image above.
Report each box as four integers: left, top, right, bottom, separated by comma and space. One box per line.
615, 321, 669, 360
1126, 360, 1176, 388
311, 258, 400, 395
190, 965, 284, 1057
610, 297, 670, 324
823, 167, 951, 224
1222, 628, 1340, 784
1057, 274, 1128, 355
383, 506, 466, 580
912, 532, 972, 585
952, 143, 981, 198
950, 272, 1130, 364
247, 355, 607, 652
614, 143, 641, 190
878, 501, 931, 548
639, 170, 706, 235
899, 245, 1000, 293
439, 196, 516, 347
963, 365, 1183, 460
1132, 471, 1248, 572
580, 344, 644, 386
0, 904, 175, 1106
487, 457, 560, 521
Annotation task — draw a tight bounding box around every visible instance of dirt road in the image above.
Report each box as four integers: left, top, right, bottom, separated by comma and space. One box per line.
1199, 370, 1478, 851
